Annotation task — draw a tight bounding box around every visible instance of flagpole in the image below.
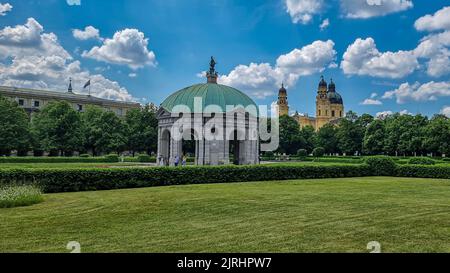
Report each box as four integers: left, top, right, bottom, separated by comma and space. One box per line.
89, 79, 91, 97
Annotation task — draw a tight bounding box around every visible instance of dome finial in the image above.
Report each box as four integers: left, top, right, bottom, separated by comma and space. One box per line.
68, 77, 73, 93
206, 56, 218, 84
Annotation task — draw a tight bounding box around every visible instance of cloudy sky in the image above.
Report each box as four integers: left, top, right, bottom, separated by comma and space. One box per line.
0, 0, 449, 117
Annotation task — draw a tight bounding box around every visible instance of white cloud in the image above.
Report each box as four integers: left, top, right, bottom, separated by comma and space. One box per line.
376, 109, 410, 119
440, 106, 450, 117
382, 81, 450, 104
415, 6, 450, 32
320, 18, 330, 30
67, 0, 81, 6
399, 109, 412, 115
361, 98, 383, 105
341, 0, 413, 19
276, 40, 337, 78
413, 21, 450, 77
285, 0, 323, 24
73, 26, 102, 41
0, 2, 12, 16
0, 18, 71, 60
0, 18, 136, 102
82, 28, 157, 70
376, 110, 393, 119
128, 73, 137, 78
218, 40, 337, 99
341, 37, 419, 78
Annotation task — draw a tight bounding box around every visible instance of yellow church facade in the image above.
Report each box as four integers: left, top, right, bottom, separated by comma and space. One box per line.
277, 76, 344, 131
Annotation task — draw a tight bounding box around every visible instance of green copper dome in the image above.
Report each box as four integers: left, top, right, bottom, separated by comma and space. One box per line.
161, 83, 258, 116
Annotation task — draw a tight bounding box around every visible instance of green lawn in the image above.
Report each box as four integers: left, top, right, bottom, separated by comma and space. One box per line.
0, 177, 449, 253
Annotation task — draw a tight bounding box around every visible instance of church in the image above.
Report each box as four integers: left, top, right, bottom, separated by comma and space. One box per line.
277, 76, 344, 131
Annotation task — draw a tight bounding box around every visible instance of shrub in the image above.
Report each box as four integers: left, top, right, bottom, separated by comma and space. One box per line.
408, 157, 436, 165
313, 158, 364, 164
0, 164, 373, 193
0, 184, 44, 208
365, 156, 397, 176
297, 149, 308, 157
79, 154, 91, 158
396, 165, 450, 179
263, 151, 275, 159
137, 154, 154, 163
443, 158, 450, 162
104, 154, 119, 163
0, 156, 117, 164
313, 147, 325, 158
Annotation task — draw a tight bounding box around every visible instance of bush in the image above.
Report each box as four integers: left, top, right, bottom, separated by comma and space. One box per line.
313, 147, 325, 158
0, 184, 44, 208
104, 154, 119, 163
297, 149, 308, 157
79, 154, 91, 158
443, 158, 450, 162
365, 156, 397, 176
313, 157, 364, 164
408, 157, 436, 165
0, 156, 118, 164
396, 165, 450, 179
0, 164, 373, 193
137, 154, 154, 163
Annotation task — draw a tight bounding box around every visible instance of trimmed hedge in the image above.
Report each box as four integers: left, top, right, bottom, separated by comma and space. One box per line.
0, 164, 373, 193
408, 157, 436, 165
396, 165, 450, 179
0, 156, 119, 164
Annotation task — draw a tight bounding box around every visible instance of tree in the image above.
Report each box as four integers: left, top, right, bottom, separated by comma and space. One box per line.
299, 125, 316, 153
363, 119, 385, 155
81, 106, 104, 156
336, 111, 365, 156
316, 124, 338, 154
96, 111, 127, 155
0, 96, 30, 155
424, 115, 450, 156
125, 104, 158, 156
278, 115, 305, 155
31, 101, 83, 155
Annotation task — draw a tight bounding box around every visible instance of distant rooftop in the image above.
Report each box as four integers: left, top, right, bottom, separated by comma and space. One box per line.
0, 85, 140, 107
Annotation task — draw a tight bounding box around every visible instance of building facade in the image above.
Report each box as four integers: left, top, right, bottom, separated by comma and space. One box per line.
0, 82, 140, 117
277, 76, 344, 131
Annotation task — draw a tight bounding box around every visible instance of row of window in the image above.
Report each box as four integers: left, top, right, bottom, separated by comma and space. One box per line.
318, 110, 343, 117
17, 98, 83, 111
18, 99, 40, 108
15, 98, 127, 115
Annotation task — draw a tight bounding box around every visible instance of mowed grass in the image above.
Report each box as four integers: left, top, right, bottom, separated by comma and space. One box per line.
0, 177, 449, 253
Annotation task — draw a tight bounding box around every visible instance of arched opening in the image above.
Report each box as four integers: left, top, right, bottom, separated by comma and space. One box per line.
182, 129, 198, 165
160, 130, 171, 166
229, 130, 244, 165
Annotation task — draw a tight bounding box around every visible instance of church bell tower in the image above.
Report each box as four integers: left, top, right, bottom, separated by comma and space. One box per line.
277, 83, 289, 116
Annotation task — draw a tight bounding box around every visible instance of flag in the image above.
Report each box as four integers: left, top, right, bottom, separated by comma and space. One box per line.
83, 80, 91, 89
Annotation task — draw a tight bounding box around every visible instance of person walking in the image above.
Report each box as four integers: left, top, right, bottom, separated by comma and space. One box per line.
182, 155, 187, 167
174, 155, 180, 167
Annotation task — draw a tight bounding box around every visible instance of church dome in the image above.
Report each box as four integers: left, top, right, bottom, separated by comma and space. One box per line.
279, 83, 287, 94
319, 76, 327, 88
327, 91, 343, 104
328, 78, 336, 92
161, 83, 258, 116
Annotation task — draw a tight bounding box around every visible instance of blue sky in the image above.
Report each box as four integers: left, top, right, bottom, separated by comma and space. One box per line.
0, 0, 449, 118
